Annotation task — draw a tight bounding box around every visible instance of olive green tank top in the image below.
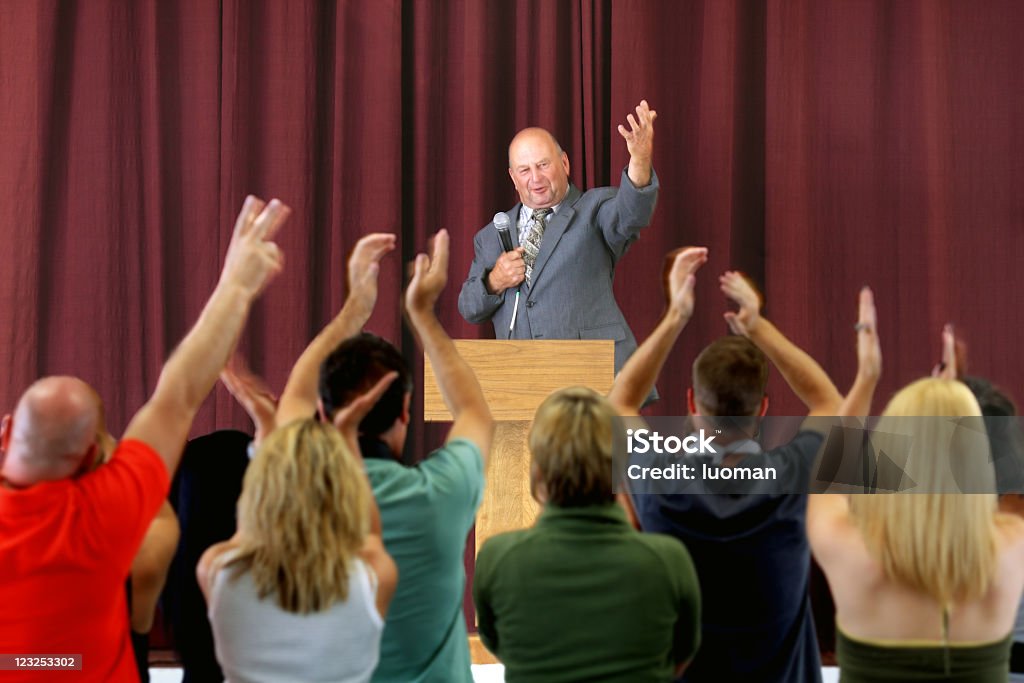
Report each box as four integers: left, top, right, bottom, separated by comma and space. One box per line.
836, 626, 1013, 682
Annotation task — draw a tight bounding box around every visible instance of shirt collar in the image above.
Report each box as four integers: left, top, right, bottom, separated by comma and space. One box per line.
358, 435, 395, 462
520, 203, 561, 221
704, 435, 762, 465
536, 502, 630, 526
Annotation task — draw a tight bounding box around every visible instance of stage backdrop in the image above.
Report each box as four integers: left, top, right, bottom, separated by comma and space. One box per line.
3, 0, 1023, 434
3, 0, 1024, 658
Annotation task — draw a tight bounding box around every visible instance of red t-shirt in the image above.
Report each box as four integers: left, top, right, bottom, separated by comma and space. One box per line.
0, 439, 170, 682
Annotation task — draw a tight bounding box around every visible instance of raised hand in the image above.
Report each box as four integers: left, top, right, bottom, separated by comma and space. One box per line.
333, 372, 399, 457
663, 247, 709, 320
406, 229, 450, 317
220, 355, 278, 445
720, 271, 763, 337
347, 233, 397, 316
220, 195, 290, 297
617, 99, 658, 167
855, 287, 882, 382
931, 323, 959, 379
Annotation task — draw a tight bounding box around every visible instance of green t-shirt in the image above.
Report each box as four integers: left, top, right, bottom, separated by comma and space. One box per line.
366, 438, 484, 683
474, 503, 701, 683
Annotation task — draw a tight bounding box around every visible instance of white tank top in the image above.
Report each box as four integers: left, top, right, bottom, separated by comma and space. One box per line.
209, 553, 383, 683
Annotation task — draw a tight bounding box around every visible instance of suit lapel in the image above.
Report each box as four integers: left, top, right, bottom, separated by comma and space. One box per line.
529, 184, 580, 288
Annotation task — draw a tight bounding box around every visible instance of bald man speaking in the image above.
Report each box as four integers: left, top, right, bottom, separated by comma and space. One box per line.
459, 100, 660, 394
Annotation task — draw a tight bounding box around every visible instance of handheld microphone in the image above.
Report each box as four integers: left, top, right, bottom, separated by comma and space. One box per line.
492, 212, 520, 337
493, 212, 514, 252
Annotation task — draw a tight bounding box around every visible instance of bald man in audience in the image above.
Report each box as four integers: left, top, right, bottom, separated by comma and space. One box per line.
0, 195, 289, 682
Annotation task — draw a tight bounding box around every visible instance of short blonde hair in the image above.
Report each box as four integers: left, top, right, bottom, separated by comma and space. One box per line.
850, 378, 997, 604
226, 419, 372, 614
529, 387, 618, 507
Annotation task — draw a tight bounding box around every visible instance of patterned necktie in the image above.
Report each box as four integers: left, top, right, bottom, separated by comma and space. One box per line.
522, 208, 552, 282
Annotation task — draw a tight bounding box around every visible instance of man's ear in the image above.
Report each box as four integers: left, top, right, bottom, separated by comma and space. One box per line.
687, 388, 698, 416
0, 414, 10, 472
529, 462, 546, 505
399, 392, 411, 426
561, 151, 570, 177
316, 399, 328, 423
758, 396, 769, 417
72, 443, 99, 479
1, 414, 11, 453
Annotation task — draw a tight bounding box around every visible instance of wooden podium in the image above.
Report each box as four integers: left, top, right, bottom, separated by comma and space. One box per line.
423, 339, 614, 663
424, 339, 615, 550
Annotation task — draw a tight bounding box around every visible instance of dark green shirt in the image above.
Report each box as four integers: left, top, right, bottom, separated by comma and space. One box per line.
474, 503, 701, 683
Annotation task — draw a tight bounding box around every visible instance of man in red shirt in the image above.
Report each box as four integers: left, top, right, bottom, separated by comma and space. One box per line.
0, 195, 289, 682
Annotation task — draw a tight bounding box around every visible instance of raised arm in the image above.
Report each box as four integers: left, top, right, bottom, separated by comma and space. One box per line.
331, 371, 400, 617
405, 230, 494, 458
837, 287, 882, 418
931, 323, 963, 379
808, 287, 883, 565
617, 99, 657, 188
721, 272, 842, 416
123, 196, 289, 474
607, 247, 708, 415
332, 372, 398, 537
275, 233, 396, 425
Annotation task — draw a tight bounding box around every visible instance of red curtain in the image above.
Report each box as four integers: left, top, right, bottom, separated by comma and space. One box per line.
4, 0, 1023, 432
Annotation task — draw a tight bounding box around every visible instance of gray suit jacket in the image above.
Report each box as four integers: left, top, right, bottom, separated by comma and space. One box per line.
458, 168, 659, 380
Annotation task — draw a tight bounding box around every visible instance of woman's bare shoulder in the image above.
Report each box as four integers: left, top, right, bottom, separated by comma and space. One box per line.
995, 511, 1024, 553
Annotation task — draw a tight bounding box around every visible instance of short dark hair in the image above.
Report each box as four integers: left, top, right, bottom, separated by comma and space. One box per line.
318, 333, 413, 437
692, 336, 769, 417
963, 375, 1024, 493
963, 376, 1018, 418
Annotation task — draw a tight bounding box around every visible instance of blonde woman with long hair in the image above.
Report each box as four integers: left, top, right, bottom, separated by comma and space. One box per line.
198, 233, 400, 683
808, 289, 1024, 682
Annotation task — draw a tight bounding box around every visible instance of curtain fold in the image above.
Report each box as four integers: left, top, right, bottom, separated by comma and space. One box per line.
2, 0, 1022, 431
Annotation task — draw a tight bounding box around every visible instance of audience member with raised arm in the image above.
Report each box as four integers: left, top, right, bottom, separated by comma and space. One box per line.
0, 195, 289, 682
473, 247, 708, 683
76, 423, 182, 683
619, 265, 842, 683
808, 289, 1024, 682
197, 233, 398, 683
165, 230, 493, 683
344, 229, 493, 683
222, 230, 493, 683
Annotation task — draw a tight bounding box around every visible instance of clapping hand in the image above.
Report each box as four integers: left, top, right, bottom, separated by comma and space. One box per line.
663, 247, 709, 320
405, 229, 450, 317
332, 372, 399, 459
854, 287, 882, 382
721, 271, 763, 337
347, 233, 397, 316
221, 354, 279, 446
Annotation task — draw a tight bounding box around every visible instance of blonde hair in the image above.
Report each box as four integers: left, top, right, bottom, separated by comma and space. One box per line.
850, 378, 998, 604
530, 386, 618, 507
225, 419, 372, 613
